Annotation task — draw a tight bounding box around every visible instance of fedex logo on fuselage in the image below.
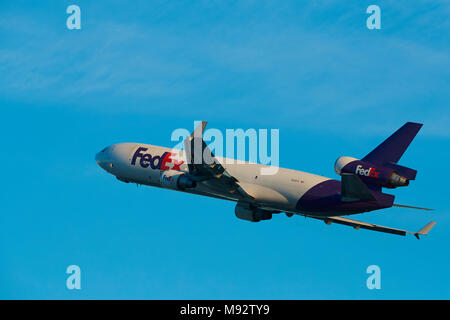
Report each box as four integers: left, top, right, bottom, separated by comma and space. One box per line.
162, 174, 174, 182
131, 147, 184, 171
355, 165, 380, 178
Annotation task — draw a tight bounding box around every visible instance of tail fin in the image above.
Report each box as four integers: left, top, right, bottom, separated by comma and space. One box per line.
362, 122, 423, 165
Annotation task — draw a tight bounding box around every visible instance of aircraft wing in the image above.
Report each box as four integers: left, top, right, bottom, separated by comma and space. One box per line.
311, 215, 436, 239
183, 121, 254, 201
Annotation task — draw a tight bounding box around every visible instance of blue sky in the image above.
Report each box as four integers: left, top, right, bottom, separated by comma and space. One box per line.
0, 1, 449, 299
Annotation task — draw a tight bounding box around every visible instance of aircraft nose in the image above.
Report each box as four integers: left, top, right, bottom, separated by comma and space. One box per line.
95, 147, 106, 163
95, 147, 114, 171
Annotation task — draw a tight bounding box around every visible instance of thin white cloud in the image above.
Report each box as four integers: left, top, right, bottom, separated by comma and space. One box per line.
0, 2, 448, 136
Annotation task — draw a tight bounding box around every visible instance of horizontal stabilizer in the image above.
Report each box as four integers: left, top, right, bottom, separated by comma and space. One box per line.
393, 204, 433, 211
341, 173, 376, 202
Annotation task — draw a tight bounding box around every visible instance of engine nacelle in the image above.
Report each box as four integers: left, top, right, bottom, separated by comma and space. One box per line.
334, 156, 411, 188
235, 202, 272, 222
160, 170, 196, 190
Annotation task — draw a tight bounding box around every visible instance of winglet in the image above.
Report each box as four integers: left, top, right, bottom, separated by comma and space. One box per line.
191, 121, 208, 138
185, 121, 208, 167
414, 222, 436, 239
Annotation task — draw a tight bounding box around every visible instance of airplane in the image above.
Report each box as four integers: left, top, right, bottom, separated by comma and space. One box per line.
95, 121, 435, 239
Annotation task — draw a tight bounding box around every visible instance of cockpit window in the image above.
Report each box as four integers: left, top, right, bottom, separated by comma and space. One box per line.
101, 147, 108, 153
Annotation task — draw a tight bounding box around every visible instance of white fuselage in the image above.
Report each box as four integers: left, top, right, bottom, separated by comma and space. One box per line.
95, 142, 332, 214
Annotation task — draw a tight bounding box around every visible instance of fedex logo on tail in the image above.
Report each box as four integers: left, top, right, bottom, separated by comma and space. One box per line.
356, 165, 380, 178
131, 147, 184, 171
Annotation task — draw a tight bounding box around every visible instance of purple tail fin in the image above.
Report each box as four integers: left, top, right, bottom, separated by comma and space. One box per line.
362, 122, 423, 166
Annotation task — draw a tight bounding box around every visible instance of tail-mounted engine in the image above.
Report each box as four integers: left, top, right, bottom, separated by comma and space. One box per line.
160, 170, 196, 190
334, 156, 416, 189
235, 202, 273, 222
334, 122, 423, 189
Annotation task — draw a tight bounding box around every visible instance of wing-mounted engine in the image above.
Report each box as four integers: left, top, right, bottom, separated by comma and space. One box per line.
334, 156, 414, 189
160, 170, 196, 190
234, 202, 273, 222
